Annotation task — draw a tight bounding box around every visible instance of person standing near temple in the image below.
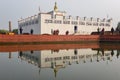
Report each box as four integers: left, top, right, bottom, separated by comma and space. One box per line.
111, 27, 114, 35
30, 29, 33, 34
19, 27, 23, 34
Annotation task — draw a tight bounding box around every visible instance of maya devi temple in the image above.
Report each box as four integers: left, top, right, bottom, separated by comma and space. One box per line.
18, 2, 112, 35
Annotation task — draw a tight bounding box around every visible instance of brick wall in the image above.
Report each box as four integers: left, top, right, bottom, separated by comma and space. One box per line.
100, 35, 120, 42
0, 34, 120, 43
0, 35, 100, 43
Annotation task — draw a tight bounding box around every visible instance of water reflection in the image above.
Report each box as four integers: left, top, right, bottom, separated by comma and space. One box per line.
18, 48, 120, 78
0, 43, 120, 80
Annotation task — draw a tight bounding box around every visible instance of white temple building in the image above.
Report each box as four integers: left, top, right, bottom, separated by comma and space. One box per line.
18, 2, 112, 35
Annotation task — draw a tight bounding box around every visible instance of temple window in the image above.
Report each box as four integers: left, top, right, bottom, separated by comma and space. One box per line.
79, 22, 85, 25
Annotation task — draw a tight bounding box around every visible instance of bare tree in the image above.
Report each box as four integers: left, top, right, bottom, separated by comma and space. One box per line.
116, 22, 120, 32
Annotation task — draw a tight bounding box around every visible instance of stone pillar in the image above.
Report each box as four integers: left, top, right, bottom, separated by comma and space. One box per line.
9, 21, 12, 32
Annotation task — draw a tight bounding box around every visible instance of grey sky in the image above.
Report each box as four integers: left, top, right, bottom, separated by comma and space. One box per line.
0, 0, 120, 30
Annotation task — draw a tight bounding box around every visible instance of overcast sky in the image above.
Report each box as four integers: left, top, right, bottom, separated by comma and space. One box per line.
0, 0, 120, 30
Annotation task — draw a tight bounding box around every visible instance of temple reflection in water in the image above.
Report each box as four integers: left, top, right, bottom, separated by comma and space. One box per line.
18, 48, 120, 77
0, 43, 120, 80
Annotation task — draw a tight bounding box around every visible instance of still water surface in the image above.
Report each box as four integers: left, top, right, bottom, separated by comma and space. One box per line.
0, 43, 120, 80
